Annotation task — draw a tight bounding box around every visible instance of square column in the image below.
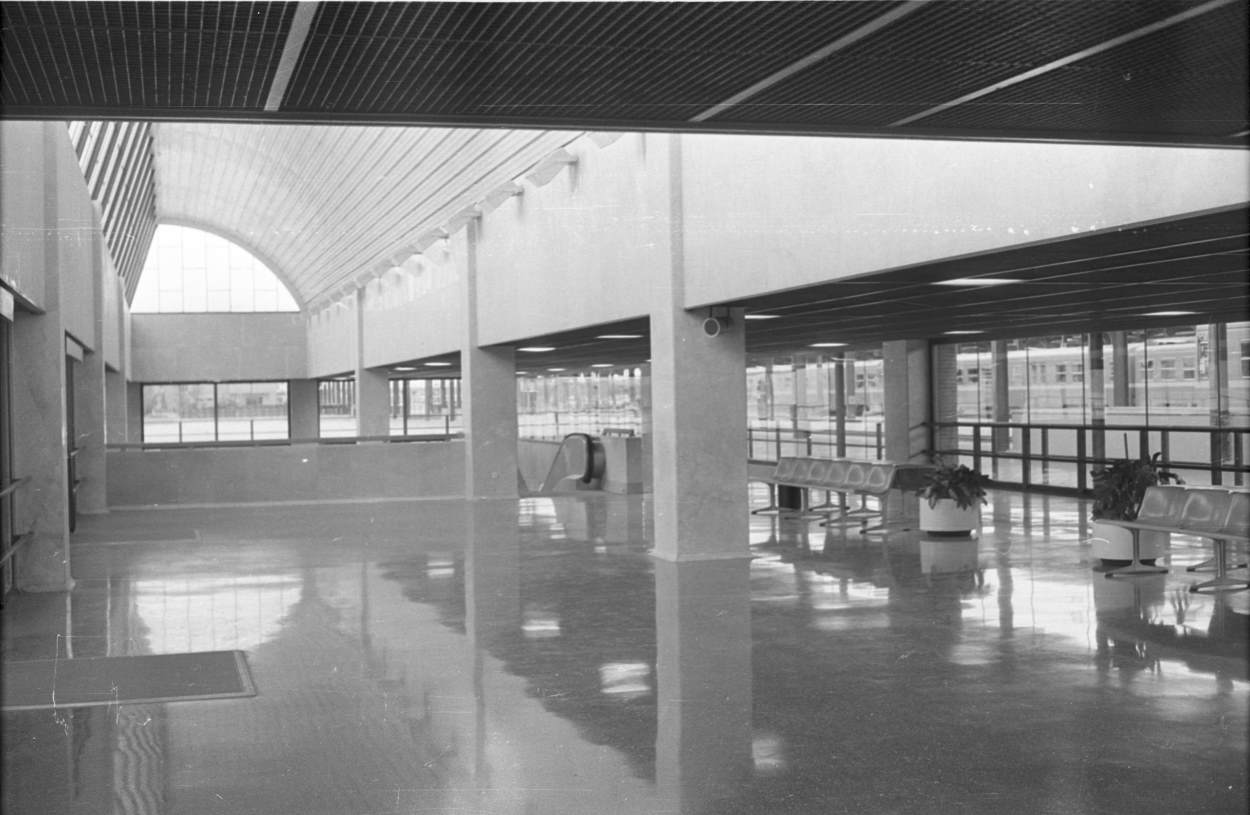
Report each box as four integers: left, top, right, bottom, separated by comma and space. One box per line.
125, 381, 143, 442
354, 286, 391, 437
288, 378, 320, 440
882, 339, 931, 464
104, 368, 128, 443
882, 339, 932, 523
650, 134, 748, 561
462, 346, 518, 499
12, 308, 71, 591
655, 558, 753, 811
74, 348, 107, 514
461, 218, 518, 500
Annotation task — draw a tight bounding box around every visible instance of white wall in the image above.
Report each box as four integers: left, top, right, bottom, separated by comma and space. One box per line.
306, 293, 358, 378
679, 134, 1250, 306
473, 133, 668, 346
361, 236, 466, 368
131, 312, 307, 382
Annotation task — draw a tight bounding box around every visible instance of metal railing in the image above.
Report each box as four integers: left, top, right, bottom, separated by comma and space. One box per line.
1, 475, 33, 601
747, 424, 885, 462
931, 420, 1249, 492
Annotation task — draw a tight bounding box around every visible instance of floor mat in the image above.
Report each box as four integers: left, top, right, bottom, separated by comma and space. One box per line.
1, 651, 256, 711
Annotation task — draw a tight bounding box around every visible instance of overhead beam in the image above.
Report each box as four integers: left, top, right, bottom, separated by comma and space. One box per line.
890, 0, 1240, 128
690, 1, 930, 123
264, 2, 319, 113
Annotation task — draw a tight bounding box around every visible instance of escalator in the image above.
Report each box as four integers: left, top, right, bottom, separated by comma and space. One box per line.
536, 433, 606, 494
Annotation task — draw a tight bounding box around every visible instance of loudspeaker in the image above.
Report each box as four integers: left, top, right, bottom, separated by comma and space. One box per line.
703, 315, 729, 337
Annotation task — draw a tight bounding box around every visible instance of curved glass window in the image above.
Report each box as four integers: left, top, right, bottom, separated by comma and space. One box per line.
132, 225, 298, 313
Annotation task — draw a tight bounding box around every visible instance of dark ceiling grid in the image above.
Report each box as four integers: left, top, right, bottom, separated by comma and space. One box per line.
0, 0, 296, 112
916, 1, 1248, 137
707, 0, 1205, 130
280, 1, 903, 124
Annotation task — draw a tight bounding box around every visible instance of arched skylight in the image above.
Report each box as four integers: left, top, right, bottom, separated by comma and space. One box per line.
131, 225, 299, 313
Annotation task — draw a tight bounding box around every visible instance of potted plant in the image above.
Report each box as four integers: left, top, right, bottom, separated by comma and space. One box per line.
917, 460, 990, 536
1089, 453, 1181, 562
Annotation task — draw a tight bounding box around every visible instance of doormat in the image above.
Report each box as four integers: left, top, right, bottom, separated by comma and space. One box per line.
1, 651, 256, 711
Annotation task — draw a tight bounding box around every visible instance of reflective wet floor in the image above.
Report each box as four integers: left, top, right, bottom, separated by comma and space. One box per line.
3, 491, 1247, 814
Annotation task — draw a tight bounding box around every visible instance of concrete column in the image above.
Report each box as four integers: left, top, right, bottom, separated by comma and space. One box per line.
654, 558, 753, 812
883, 339, 931, 464
104, 368, 128, 444
883, 339, 932, 522
12, 306, 70, 590
125, 381, 143, 442
930, 343, 958, 456
74, 225, 108, 515
288, 378, 320, 440
355, 368, 390, 436
74, 348, 107, 514
354, 288, 390, 437
10, 125, 72, 591
463, 346, 518, 498
650, 134, 748, 562
462, 218, 519, 499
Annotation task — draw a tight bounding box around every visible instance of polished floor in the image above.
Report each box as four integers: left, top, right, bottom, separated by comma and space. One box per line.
2, 490, 1247, 814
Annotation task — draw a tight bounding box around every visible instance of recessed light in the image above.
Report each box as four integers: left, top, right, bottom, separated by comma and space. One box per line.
393, 366, 417, 371
547, 367, 566, 372
935, 277, 1019, 287
1144, 310, 1196, 316
590, 363, 614, 368
943, 330, 984, 335
809, 342, 847, 348
424, 361, 451, 367
745, 314, 780, 320
596, 334, 643, 340
518, 346, 556, 352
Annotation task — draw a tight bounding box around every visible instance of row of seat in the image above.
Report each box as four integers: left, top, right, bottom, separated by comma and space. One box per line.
754, 457, 900, 532
1100, 485, 1249, 592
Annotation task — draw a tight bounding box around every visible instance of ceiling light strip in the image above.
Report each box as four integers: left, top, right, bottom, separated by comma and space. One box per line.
264, 2, 320, 112
690, 1, 929, 123
890, 0, 1239, 128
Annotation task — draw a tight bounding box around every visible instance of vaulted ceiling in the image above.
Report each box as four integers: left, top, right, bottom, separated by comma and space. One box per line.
4, 1, 1248, 358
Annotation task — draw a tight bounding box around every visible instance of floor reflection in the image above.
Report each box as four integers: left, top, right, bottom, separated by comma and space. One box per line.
1, 491, 1246, 814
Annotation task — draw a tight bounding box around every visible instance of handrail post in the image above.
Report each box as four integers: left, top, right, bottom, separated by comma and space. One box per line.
971, 424, 982, 473
875, 422, 883, 460
1210, 429, 1222, 486
1076, 429, 1087, 492
774, 427, 781, 462
1041, 427, 1049, 485
1021, 426, 1031, 488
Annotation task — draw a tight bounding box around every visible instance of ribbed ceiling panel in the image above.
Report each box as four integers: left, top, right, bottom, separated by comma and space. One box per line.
710, 0, 1216, 128
916, 1, 1249, 138
281, 1, 898, 124
69, 120, 158, 297
152, 123, 581, 306
1, 2, 295, 112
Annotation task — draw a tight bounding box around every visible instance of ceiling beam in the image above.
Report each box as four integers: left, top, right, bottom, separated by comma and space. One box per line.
264, 2, 320, 113
890, 0, 1240, 128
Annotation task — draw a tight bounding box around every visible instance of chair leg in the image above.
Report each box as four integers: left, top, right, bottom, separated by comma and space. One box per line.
752, 483, 782, 515
1190, 539, 1250, 593
1105, 530, 1168, 578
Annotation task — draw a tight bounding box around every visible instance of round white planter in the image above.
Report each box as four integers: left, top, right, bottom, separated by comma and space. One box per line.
920, 537, 979, 574
1090, 520, 1169, 562
918, 498, 981, 536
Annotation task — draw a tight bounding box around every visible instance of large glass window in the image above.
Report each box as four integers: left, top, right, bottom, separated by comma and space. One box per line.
132, 225, 298, 313
142, 382, 287, 442
318, 378, 356, 438
388, 378, 463, 437
142, 384, 216, 442
216, 382, 289, 440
